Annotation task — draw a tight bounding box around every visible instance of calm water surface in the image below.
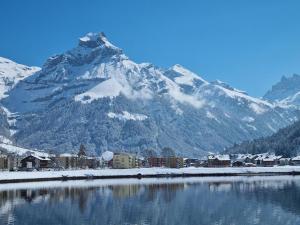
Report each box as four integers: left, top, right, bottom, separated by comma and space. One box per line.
0, 176, 300, 225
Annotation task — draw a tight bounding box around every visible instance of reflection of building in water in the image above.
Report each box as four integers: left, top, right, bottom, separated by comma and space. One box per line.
0, 189, 29, 224
208, 182, 233, 192
146, 183, 185, 202
1, 179, 300, 225
110, 185, 141, 198
46, 187, 98, 213
19, 189, 50, 202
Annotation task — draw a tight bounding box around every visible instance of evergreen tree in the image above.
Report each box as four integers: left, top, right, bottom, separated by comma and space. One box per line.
161, 147, 175, 157
143, 149, 158, 158
78, 144, 87, 157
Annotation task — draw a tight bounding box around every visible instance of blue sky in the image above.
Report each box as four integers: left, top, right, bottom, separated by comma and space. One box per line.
1, 0, 300, 96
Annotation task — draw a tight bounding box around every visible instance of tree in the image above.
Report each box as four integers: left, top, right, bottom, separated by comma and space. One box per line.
143, 149, 157, 158
78, 144, 87, 157
161, 147, 175, 157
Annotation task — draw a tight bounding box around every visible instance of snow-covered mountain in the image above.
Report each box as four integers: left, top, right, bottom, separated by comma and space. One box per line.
1, 32, 299, 157
0, 57, 40, 99
264, 74, 300, 107
0, 57, 40, 144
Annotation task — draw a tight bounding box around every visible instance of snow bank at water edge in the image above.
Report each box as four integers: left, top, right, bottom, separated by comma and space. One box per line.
0, 166, 300, 183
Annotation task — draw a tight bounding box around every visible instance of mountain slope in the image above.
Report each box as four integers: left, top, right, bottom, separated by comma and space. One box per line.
0, 57, 40, 99
264, 74, 300, 106
0, 57, 40, 143
225, 119, 300, 157
1, 32, 299, 156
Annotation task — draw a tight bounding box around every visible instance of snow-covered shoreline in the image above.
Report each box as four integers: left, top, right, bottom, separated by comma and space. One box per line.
0, 175, 299, 191
0, 166, 300, 184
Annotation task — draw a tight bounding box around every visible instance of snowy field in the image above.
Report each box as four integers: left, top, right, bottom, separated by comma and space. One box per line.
0, 166, 300, 183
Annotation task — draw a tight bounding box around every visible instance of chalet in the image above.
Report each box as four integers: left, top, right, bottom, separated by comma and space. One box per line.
20, 155, 51, 170
207, 155, 231, 167
261, 155, 281, 167
113, 153, 137, 169
185, 158, 202, 167
292, 156, 300, 166
232, 160, 244, 167
279, 158, 291, 166
254, 153, 269, 166
236, 154, 257, 164
262, 157, 275, 167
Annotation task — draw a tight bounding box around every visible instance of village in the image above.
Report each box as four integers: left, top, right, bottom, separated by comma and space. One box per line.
0, 143, 300, 172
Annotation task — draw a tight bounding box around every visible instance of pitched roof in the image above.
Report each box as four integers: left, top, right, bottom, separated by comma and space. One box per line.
23, 155, 51, 161
59, 153, 78, 157
292, 156, 300, 161
208, 155, 230, 161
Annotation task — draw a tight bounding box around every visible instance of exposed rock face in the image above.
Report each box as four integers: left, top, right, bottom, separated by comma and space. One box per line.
264, 74, 300, 106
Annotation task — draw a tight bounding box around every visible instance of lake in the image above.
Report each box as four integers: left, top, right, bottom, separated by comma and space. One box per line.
0, 176, 300, 225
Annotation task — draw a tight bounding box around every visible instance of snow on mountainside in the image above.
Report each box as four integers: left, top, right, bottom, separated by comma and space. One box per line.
0, 57, 40, 99
0, 142, 49, 157
225, 119, 300, 157
1, 32, 299, 157
0, 57, 40, 143
264, 74, 300, 107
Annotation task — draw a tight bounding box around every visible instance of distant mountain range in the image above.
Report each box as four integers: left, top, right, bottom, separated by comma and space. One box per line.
227, 75, 300, 156
264, 74, 300, 106
0, 32, 299, 157
225, 120, 300, 157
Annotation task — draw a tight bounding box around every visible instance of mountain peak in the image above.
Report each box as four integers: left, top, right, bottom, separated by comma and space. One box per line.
41, 32, 123, 75
170, 64, 194, 75
264, 74, 300, 102
166, 64, 208, 86
78, 32, 117, 49
211, 80, 248, 95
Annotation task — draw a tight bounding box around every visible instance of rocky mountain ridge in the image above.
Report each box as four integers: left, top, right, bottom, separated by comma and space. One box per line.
0, 32, 299, 157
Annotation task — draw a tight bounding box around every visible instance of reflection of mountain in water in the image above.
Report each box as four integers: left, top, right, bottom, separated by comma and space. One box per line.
0, 178, 300, 225
230, 180, 300, 216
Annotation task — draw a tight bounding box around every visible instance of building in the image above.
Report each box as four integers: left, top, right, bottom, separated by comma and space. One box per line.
232, 160, 244, 167
165, 157, 184, 168
207, 155, 231, 167
136, 156, 146, 168
254, 153, 269, 166
262, 155, 282, 167
7, 154, 20, 171
262, 158, 275, 167
82, 157, 101, 169
20, 155, 51, 170
279, 158, 291, 166
185, 158, 202, 167
0, 155, 8, 170
292, 156, 300, 165
235, 154, 257, 164
55, 153, 79, 169
148, 157, 166, 167
113, 153, 137, 169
